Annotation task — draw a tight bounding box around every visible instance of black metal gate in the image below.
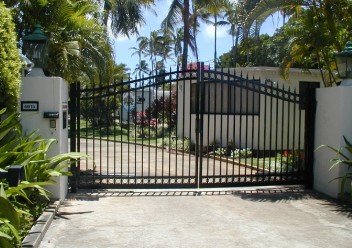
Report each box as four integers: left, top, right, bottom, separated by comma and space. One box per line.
69, 63, 315, 190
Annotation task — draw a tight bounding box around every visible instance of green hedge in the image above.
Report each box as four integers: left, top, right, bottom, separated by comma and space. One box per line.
0, 2, 21, 113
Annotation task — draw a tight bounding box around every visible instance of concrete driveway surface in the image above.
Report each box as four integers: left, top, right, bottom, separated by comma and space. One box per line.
39, 186, 352, 248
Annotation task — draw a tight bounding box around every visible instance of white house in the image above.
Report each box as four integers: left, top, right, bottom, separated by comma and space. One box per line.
176, 67, 325, 150
120, 88, 170, 121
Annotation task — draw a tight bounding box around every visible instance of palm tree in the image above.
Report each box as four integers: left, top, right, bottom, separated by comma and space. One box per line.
146, 30, 162, 72
133, 60, 150, 77
102, 0, 155, 38
200, 0, 230, 66
244, 0, 352, 85
130, 36, 149, 77
243, 0, 306, 31
11, 0, 114, 85
158, 28, 174, 67
162, 0, 193, 70
114, 63, 130, 82
225, 2, 241, 67
189, 2, 207, 61
173, 27, 184, 67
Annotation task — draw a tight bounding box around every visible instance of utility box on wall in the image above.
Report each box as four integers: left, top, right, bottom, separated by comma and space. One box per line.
20, 76, 68, 201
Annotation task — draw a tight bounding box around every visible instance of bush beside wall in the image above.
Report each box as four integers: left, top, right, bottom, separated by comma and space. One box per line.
0, 2, 21, 113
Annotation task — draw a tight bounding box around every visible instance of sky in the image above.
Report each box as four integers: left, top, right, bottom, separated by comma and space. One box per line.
112, 0, 283, 74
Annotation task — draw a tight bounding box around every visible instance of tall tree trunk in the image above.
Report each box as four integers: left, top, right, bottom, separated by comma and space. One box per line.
214, 15, 217, 66
233, 26, 240, 68
182, 0, 190, 70
103, 1, 110, 27
192, 3, 199, 61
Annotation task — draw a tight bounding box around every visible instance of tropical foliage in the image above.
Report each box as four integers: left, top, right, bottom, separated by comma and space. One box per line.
3, 0, 136, 87
0, 3, 21, 113
241, 0, 352, 86
101, 0, 155, 38
316, 137, 352, 203
0, 108, 85, 246
161, 0, 232, 69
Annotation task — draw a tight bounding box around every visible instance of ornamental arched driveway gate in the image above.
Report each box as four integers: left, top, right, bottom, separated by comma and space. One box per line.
69, 63, 316, 190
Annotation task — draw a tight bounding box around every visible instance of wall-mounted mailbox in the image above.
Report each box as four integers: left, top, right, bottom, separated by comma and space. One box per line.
44, 112, 59, 119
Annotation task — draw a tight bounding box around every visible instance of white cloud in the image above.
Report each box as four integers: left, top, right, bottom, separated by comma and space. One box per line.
204, 24, 228, 39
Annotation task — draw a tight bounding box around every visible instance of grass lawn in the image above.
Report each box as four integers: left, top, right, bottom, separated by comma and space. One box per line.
77, 120, 175, 147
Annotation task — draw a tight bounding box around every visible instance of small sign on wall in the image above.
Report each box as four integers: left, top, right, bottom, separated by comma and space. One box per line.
21, 101, 39, 111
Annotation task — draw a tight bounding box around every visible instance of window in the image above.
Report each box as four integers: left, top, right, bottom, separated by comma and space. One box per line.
191, 80, 260, 115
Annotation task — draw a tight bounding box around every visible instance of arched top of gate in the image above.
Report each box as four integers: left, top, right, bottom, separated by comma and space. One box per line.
78, 62, 302, 105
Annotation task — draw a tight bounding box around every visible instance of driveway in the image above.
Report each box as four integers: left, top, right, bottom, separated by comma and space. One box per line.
39, 186, 352, 248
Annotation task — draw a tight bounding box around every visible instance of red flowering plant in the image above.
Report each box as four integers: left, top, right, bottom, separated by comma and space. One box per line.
275, 150, 304, 172
145, 90, 177, 129
135, 111, 148, 127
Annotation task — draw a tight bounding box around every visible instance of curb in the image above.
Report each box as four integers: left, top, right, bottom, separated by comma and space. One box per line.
22, 201, 61, 248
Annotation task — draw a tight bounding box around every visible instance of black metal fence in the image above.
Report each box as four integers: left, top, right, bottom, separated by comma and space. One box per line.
69, 63, 315, 189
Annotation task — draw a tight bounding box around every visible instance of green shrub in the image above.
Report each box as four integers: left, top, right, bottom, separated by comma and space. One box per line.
215, 148, 227, 156
317, 136, 352, 203
0, 108, 86, 246
231, 148, 252, 159
0, 3, 21, 113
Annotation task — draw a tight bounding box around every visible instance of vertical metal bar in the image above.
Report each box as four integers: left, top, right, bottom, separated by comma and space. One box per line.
238, 77, 243, 182
182, 70, 186, 184
298, 91, 303, 178
92, 85, 96, 184
268, 82, 273, 181
141, 79, 145, 184
206, 72, 211, 183
113, 82, 117, 184
106, 87, 110, 184
225, 70, 231, 183
161, 75, 165, 184
233, 77, 237, 183
148, 82, 151, 181
212, 72, 217, 182
286, 87, 291, 180
199, 62, 205, 188
188, 70, 194, 185
280, 86, 285, 180
219, 68, 224, 183
127, 84, 131, 184
274, 83, 279, 179
134, 86, 137, 185
83, 86, 88, 185
263, 81, 267, 181
250, 80, 255, 181
175, 70, 179, 181
98, 84, 103, 185
168, 70, 172, 182
195, 63, 199, 187
244, 78, 249, 181
292, 89, 297, 178
195, 62, 202, 188
256, 83, 261, 182
120, 81, 124, 185
155, 80, 159, 184
69, 82, 78, 192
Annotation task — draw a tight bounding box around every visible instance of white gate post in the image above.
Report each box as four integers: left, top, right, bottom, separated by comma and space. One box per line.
314, 87, 352, 198
20, 76, 69, 201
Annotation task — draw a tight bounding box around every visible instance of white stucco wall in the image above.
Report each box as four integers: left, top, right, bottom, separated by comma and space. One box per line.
314, 87, 352, 198
233, 67, 324, 88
